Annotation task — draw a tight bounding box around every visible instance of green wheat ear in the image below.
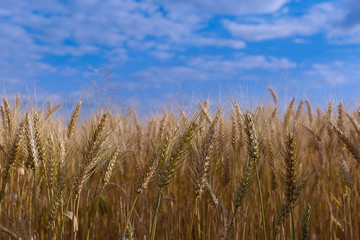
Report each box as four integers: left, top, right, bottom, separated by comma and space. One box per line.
301, 203, 312, 240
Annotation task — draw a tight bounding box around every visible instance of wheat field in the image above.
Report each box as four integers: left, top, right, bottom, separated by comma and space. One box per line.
0, 90, 359, 240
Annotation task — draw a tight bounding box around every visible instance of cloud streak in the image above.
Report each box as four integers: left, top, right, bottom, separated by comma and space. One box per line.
223, 3, 345, 41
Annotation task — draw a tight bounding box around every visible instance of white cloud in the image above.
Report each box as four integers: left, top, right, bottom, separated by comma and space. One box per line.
327, 24, 360, 44
150, 51, 174, 60
293, 38, 310, 44
222, 1, 360, 44
223, 3, 345, 41
129, 54, 296, 87
132, 66, 209, 83
0, 0, 249, 89
157, 0, 289, 15
189, 55, 296, 72
188, 37, 246, 49
0, 22, 57, 84
305, 61, 360, 86
320, 0, 360, 44
4, 0, 217, 53
0, 0, 249, 78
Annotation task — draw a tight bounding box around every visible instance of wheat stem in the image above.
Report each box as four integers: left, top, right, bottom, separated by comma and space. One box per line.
255, 161, 267, 240
150, 189, 162, 240
122, 194, 139, 239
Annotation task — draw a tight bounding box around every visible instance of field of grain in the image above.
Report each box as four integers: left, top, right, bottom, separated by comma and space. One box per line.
0, 90, 359, 240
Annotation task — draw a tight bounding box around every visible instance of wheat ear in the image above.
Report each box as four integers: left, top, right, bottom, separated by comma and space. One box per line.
0, 119, 25, 205
301, 203, 312, 240
330, 122, 360, 162
284, 98, 295, 130
305, 99, 313, 123
268, 87, 278, 105
67, 101, 82, 141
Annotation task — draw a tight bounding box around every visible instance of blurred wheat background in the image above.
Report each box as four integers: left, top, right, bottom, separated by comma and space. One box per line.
0, 89, 358, 240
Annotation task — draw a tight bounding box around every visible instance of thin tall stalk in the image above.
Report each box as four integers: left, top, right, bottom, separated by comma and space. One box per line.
255, 161, 267, 240
243, 112, 267, 240
150, 190, 162, 240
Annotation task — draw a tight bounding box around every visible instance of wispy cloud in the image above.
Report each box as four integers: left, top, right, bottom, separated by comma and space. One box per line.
131, 66, 209, 84
157, 0, 289, 15
306, 61, 360, 86
188, 55, 296, 72
223, 1, 360, 44
223, 3, 344, 41
129, 54, 296, 88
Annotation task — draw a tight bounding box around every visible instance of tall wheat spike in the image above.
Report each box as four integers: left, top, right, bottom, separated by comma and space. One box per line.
284, 98, 295, 130
73, 113, 109, 198
0, 119, 25, 204
157, 120, 199, 188
268, 88, 278, 105
305, 99, 313, 124
330, 122, 360, 162
193, 110, 220, 198
68, 101, 82, 141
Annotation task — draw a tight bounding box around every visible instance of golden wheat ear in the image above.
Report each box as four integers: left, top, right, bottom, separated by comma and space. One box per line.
284, 98, 295, 130
295, 99, 304, 120
339, 156, 353, 190
330, 122, 360, 162
267, 138, 277, 191
133, 110, 143, 154
268, 87, 278, 105
193, 110, 221, 198
346, 113, 360, 134
48, 140, 66, 232
204, 181, 218, 208
67, 101, 82, 141
0, 118, 25, 204
337, 102, 344, 131
275, 132, 308, 238
305, 99, 313, 124
157, 120, 199, 188
283, 132, 298, 204
73, 112, 109, 198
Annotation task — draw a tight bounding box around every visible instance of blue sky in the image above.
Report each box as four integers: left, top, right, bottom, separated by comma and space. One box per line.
1, 0, 360, 113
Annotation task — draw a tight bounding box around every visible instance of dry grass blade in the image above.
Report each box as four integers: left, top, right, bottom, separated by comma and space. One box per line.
63, 211, 78, 232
